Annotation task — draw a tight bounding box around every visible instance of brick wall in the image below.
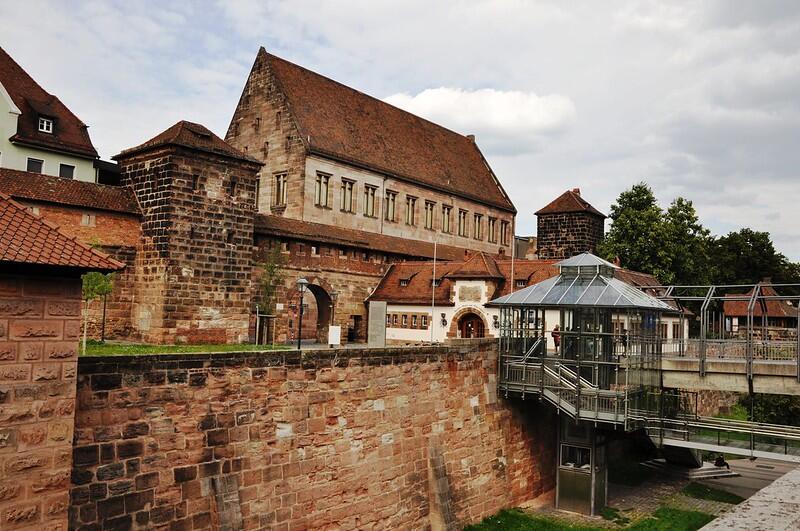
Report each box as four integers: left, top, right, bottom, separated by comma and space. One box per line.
70, 340, 556, 530
118, 146, 262, 344
536, 211, 604, 260
0, 274, 82, 531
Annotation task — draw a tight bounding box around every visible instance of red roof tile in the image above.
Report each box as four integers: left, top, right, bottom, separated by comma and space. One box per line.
0, 193, 124, 271
259, 49, 515, 213
723, 285, 797, 319
0, 46, 98, 159
254, 214, 469, 261
445, 252, 503, 280
0, 168, 140, 215
536, 188, 605, 217
115, 121, 261, 164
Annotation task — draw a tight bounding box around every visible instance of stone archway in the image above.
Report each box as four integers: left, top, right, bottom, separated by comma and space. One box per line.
448, 307, 489, 339
287, 277, 335, 344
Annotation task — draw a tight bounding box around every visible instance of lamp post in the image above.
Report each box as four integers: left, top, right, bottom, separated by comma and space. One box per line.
296, 278, 309, 350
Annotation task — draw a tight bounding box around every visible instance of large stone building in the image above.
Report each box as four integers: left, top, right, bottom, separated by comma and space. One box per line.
0, 48, 521, 344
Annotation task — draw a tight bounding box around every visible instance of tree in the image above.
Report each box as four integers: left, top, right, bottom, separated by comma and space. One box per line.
259, 246, 285, 313
711, 229, 799, 285
597, 183, 674, 283
81, 272, 115, 354
662, 197, 713, 285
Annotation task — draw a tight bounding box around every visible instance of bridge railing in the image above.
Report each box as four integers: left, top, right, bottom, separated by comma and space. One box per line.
660, 338, 798, 362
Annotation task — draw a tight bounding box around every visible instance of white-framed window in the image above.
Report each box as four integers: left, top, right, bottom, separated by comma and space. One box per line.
274, 173, 287, 206
38, 117, 53, 133
81, 213, 96, 227
340, 179, 355, 213
412, 315, 418, 328
442, 205, 452, 233
424, 201, 435, 230
26, 158, 44, 173
473, 213, 483, 240
421, 315, 428, 328
364, 185, 377, 217
458, 209, 469, 237
315, 173, 330, 207
405, 195, 417, 225
384, 190, 397, 221
59, 164, 75, 179
488, 217, 497, 243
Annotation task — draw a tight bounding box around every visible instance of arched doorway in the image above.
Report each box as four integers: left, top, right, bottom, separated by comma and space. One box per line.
288, 281, 334, 344
458, 312, 485, 339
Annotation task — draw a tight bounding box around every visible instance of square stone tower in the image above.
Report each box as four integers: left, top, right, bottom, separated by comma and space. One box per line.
536, 188, 606, 260
114, 121, 263, 343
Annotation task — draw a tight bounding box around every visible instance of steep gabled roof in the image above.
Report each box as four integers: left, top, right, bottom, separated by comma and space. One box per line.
0, 168, 140, 215
115, 121, 261, 164
257, 49, 515, 213
0, 192, 123, 271
536, 188, 605, 217
0, 46, 98, 159
445, 252, 503, 280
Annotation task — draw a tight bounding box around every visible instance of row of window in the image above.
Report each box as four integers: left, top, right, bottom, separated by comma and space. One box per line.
26, 204, 95, 226
264, 172, 511, 245
25, 157, 75, 179
387, 313, 430, 330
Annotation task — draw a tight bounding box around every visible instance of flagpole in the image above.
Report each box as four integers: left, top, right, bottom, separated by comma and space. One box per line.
431, 240, 437, 343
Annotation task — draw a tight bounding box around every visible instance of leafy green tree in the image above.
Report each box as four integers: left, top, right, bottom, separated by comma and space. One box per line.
711, 229, 799, 285
662, 197, 713, 285
81, 272, 115, 354
259, 246, 285, 313
598, 183, 674, 283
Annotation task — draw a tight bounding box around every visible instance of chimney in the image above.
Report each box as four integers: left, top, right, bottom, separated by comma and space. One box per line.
466, 134, 475, 142
572, 188, 581, 196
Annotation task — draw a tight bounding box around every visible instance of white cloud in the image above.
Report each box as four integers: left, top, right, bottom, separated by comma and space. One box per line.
384, 88, 576, 155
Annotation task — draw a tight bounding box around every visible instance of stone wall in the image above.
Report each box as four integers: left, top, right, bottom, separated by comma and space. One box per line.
0, 274, 82, 531
70, 341, 556, 530
536, 211, 604, 260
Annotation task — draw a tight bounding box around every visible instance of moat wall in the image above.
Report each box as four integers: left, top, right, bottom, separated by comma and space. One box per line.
70, 340, 556, 530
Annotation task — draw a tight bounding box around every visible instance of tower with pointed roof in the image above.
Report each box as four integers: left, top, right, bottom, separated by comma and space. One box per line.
113, 121, 263, 343
536, 188, 606, 260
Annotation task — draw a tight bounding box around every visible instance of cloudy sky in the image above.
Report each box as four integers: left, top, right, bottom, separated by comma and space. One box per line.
2, 1, 798, 259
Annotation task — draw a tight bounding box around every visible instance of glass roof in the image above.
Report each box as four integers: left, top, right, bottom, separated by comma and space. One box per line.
491, 253, 674, 311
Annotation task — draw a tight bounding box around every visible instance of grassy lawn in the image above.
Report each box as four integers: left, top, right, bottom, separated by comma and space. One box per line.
681, 482, 744, 504
82, 340, 289, 356
464, 507, 714, 531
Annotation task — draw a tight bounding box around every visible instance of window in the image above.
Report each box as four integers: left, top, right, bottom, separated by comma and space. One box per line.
192, 174, 201, 191
399, 278, 410, 287
412, 315, 418, 328
422, 315, 428, 328
488, 217, 497, 243
432, 278, 442, 287
405, 196, 417, 225
27, 158, 43, 173
81, 213, 96, 227
315, 173, 330, 207
28, 206, 40, 216
387, 314, 392, 326
228, 176, 238, 197
473, 213, 483, 240
340, 179, 355, 213
274, 173, 287, 206
442, 205, 452, 233
458, 209, 469, 237
393, 314, 398, 326
672, 322, 683, 339
424, 201, 435, 229
561, 444, 591, 471
500, 220, 510, 246
401, 315, 408, 328
659, 323, 668, 339
58, 164, 75, 179
311, 245, 319, 256
364, 185, 377, 217
38, 117, 53, 133
516, 279, 526, 288
384, 191, 397, 221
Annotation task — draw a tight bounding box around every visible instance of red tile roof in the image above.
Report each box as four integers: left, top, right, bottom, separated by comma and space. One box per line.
723, 285, 797, 319
536, 188, 605, 217
0, 168, 140, 215
445, 252, 503, 280
259, 49, 515, 213
0, 193, 124, 271
115, 121, 261, 164
0, 46, 98, 159
254, 214, 471, 261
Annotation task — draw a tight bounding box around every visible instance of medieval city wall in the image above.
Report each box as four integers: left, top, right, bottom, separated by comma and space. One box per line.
70, 340, 556, 530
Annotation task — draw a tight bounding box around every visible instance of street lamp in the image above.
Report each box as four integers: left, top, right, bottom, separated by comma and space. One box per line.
296, 278, 309, 349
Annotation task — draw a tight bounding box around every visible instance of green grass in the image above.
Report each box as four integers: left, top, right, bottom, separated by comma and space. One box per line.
463, 507, 714, 531
717, 403, 749, 422
601, 507, 631, 526
681, 482, 744, 505
81, 340, 289, 356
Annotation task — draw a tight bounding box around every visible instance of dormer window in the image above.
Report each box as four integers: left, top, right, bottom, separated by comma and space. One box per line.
432, 278, 442, 287
38, 117, 53, 133
399, 279, 410, 287
516, 279, 526, 288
